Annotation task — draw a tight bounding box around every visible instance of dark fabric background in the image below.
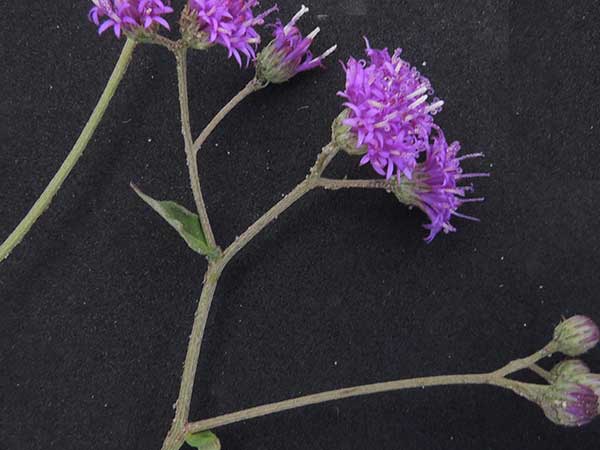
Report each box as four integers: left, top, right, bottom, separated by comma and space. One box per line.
2, 1, 599, 449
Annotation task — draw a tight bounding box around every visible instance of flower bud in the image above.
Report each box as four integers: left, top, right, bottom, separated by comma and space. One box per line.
256, 5, 337, 84
553, 315, 600, 356
331, 110, 367, 156
550, 359, 591, 383
539, 382, 598, 427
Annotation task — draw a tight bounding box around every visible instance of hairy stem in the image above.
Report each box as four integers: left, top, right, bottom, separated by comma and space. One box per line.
317, 178, 393, 191
162, 262, 224, 450
191, 78, 265, 155
187, 372, 540, 433
221, 178, 316, 266
222, 143, 339, 266
175, 48, 217, 250
0, 38, 137, 262
161, 144, 340, 450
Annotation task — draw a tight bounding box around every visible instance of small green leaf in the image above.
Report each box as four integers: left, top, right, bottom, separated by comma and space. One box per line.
131, 183, 216, 257
185, 431, 221, 450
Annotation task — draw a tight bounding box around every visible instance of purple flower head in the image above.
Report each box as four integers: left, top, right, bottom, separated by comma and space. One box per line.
396, 125, 487, 242
338, 38, 444, 180
553, 315, 600, 357
89, 0, 174, 38
188, 0, 278, 66
540, 382, 598, 427
256, 5, 337, 84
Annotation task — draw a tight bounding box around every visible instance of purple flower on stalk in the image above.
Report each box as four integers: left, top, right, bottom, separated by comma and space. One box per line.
338, 38, 443, 180
256, 5, 337, 84
89, 0, 174, 38
188, 0, 278, 66
540, 382, 598, 427
396, 126, 487, 242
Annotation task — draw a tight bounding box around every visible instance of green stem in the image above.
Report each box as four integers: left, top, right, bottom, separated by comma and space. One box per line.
529, 363, 553, 383
317, 178, 393, 191
186, 373, 540, 433
160, 144, 340, 450
0, 38, 137, 262
175, 48, 217, 250
492, 342, 557, 378
221, 177, 316, 266
161, 262, 224, 450
191, 78, 264, 156
221, 143, 339, 266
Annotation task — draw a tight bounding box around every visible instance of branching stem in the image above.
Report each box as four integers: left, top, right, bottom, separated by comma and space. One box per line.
163, 56, 557, 450
161, 143, 339, 450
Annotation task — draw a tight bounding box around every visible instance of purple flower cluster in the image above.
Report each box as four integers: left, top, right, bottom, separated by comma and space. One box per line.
339, 39, 486, 241
188, 0, 278, 66
256, 5, 337, 84
89, 0, 173, 38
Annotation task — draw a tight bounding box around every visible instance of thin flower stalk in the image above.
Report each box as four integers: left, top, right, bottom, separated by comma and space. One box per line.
0, 39, 137, 262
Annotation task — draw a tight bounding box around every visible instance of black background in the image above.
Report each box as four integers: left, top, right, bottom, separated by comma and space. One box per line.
2, 1, 600, 449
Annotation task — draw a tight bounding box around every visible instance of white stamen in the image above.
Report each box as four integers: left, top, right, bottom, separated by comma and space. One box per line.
406, 86, 428, 100
377, 111, 399, 125
307, 27, 321, 40
285, 5, 310, 34
405, 114, 414, 121
425, 100, 444, 114
457, 153, 484, 161
368, 100, 386, 109
408, 95, 428, 110
318, 44, 337, 59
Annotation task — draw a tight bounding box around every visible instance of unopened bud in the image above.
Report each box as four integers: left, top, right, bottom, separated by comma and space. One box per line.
539, 382, 598, 427
550, 359, 591, 383
553, 315, 600, 356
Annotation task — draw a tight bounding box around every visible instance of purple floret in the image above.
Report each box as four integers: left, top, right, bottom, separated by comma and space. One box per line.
89, 0, 174, 38
339, 38, 443, 180
188, 0, 278, 66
